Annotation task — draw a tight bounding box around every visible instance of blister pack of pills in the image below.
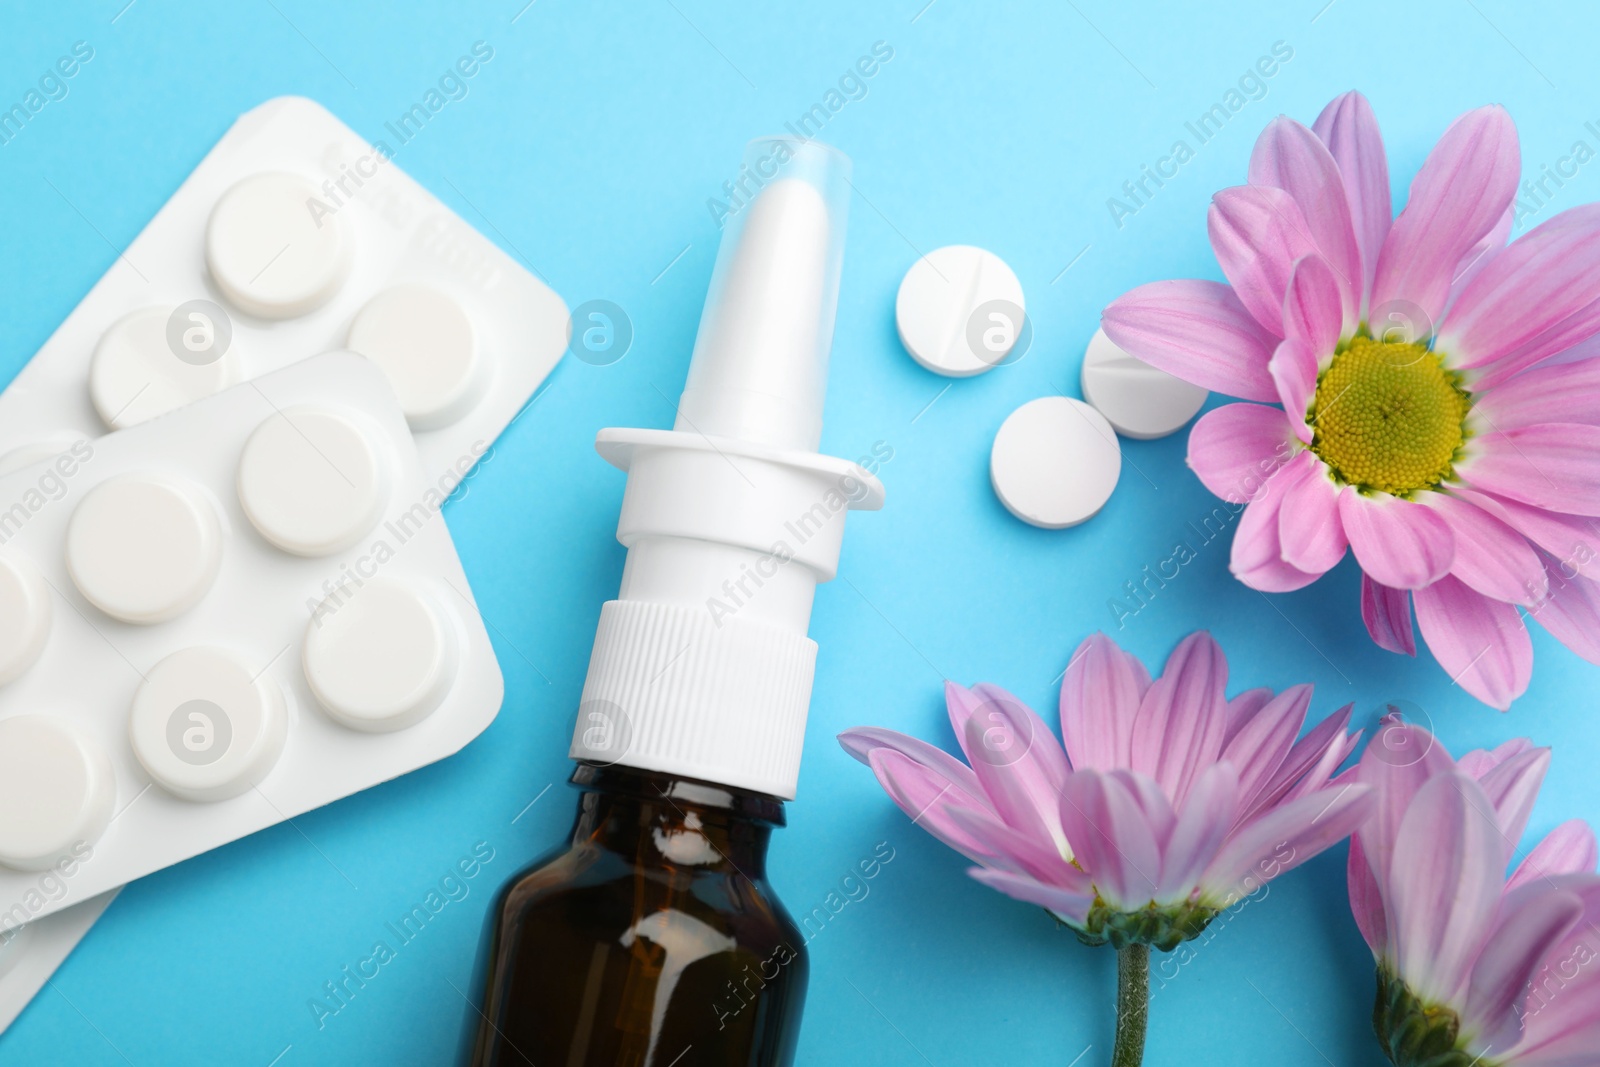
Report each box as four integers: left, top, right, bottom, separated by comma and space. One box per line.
0, 95, 567, 487
0, 892, 115, 1034
0, 352, 503, 924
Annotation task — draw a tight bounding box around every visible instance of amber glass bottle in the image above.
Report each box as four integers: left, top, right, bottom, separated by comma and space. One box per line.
465, 763, 808, 1066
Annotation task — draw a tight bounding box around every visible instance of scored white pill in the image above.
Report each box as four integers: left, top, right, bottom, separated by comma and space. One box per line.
0, 716, 116, 872
66, 473, 223, 624
346, 286, 485, 431
1081, 328, 1209, 440
303, 579, 458, 733
991, 397, 1122, 529
896, 245, 1027, 377
0, 550, 51, 687
89, 305, 242, 430
129, 647, 289, 802
238, 406, 389, 557
206, 172, 353, 319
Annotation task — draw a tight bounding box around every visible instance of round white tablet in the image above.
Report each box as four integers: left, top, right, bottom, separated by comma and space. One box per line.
303, 579, 457, 732
89, 305, 242, 430
0, 716, 116, 871
0, 550, 51, 687
65, 474, 223, 624
991, 397, 1122, 529
128, 647, 288, 802
346, 286, 484, 431
896, 245, 1027, 377
206, 172, 353, 319
1080, 328, 1209, 440
238, 406, 388, 557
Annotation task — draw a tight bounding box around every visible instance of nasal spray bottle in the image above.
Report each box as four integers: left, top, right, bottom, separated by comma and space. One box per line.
467, 138, 883, 1067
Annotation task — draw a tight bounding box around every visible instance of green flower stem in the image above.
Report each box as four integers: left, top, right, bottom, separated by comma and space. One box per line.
1111, 943, 1149, 1067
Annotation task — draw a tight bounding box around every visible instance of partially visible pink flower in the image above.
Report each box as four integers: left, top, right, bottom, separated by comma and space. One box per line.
1101, 91, 1600, 710
839, 631, 1373, 946
1348, 719, 1600, 1065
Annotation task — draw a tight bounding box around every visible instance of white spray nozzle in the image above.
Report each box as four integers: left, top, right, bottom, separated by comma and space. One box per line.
571, 138, 881, 800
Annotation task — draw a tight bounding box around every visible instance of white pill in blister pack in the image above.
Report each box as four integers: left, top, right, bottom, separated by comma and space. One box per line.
1079, 327, 1209, 440
0, 352, 503, 924
0, 95, 568, 490
0, 891, 116, 1034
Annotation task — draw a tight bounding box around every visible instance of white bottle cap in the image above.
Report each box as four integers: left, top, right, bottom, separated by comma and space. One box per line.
570, 138, 882, 800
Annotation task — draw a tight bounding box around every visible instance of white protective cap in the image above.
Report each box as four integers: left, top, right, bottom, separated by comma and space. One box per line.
570, 137, 883, 800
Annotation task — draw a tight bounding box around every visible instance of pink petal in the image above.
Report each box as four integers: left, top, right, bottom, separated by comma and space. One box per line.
1457, 737, 1534, 780
1282, 253, 1347, 357
1361, 574, 1417, 655
1058, 632, 1150, 774
1312, 91, 1391, 302
967, 867, 1095, 926
1529, 554, 1600, 666
1198, 781, 1373, 904
1347, 833, 1388, 958
1223, 687, 1275, 746
1220, 683, 1310, 817
1240, 704, 1359, 825
1476, 746, 1552, 867
1370, 106, 1521, 334
1058, 769, 1161, 908
1441, 204, 1600, 369
1477, 302, 1600, 392
1249, 120, 1363, 331
1185, 403, 1297, 504
1129, 632, 1229, 807
1459, 423, 1600, 517
1479, 494, 1600, 581
1230, 454, 1323, 592
1471, 358, 1600, 430
839, 726, 987, 800
1354, 720, 1458, 897
866, 749, 1000, 863
1208, 184, 1320, 336
1414, 575, 1533, 710
1386, 772, 1504, 1007
1448, 204, 1514, 303
1508, 819, 1600, 890
1462, 884, 1584, 1049
1278, 459, 1348, 573
1102, 279, 1280, 401
1112, 768, 1177, 854
1156, 762, 1238, 904
1426, 492, 1547, 605
1339, 491, 1455, 589
943, 804, 1081, 885
953, 683, 1073, 857
1269, 339, 1318, 443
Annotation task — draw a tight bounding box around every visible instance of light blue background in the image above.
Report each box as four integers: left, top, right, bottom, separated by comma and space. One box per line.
1, 1, 1596, 1064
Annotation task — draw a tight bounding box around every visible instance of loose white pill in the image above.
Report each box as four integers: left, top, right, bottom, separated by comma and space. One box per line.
206, 172, 352, 319
896, 245, 1027, 377
238, 406, 388, 557
0, 550, 51, 687
89, 305, 241, 430
1080, 328, 1209, 440
303, 579, 457, 733
0, 716, 116, 871
346, 286, 485, 431
66, 474, 223, 624
991, 397, 1122, 529
128, 647, 288, 802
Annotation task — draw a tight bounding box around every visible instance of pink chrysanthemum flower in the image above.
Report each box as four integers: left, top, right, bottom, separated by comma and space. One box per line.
1102, 91, 1600, 710
1348, 719, 1600, 1065
840, 632, 1373, 1066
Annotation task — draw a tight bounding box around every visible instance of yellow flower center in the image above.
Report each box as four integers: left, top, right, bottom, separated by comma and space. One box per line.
1308, 336, 1471, 497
